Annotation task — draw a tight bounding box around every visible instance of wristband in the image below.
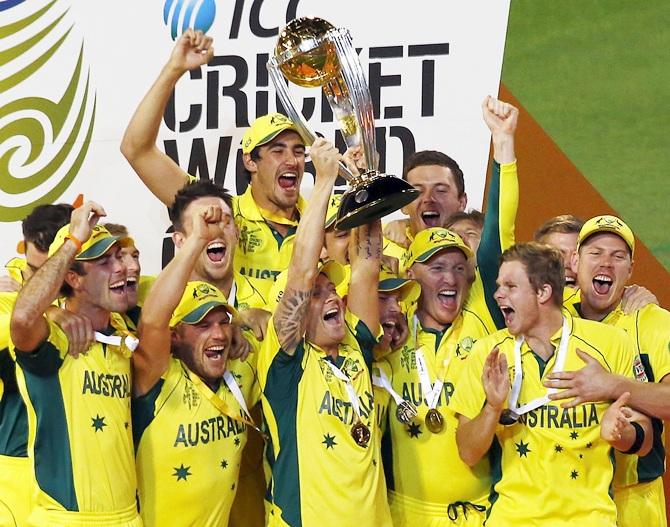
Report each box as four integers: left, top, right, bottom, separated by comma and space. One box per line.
65, 232, 83, 252
623, 421, 645, 454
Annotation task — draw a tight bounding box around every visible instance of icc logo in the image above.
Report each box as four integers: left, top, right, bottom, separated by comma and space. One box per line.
163, 0, 217, 40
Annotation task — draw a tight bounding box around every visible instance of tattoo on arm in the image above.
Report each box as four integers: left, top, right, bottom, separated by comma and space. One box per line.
355, 224, 382, 260
274, 287, 311, 355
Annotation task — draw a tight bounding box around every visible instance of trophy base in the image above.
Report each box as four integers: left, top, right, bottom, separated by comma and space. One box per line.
334, 172, 420, 231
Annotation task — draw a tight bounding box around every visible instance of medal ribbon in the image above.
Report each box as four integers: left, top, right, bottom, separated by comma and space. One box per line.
325, 360, 364, 423
185, 364, 262, 435
415, 348, 449, 410
94, 332, 139, 355
508, 316, 570, 416
372, 367, 405, 406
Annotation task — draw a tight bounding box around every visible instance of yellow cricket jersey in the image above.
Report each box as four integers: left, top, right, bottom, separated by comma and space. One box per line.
375, 305, 494, 511
232, 187, 306, 310
258, 310, 392, 527
451, 314, 637, 527
5, 256, 26, 285
12, 315, 138, 519
567, 301, 670, 489
133, 355, 260, 527
383, 233, 411, 275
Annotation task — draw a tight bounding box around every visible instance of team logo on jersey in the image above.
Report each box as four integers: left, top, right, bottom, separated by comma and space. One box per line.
340, 354, 362, 381
399, 345, 416, 373
455, 336, 475, 358
183, 381, 201, 410
239, 225, 263, 254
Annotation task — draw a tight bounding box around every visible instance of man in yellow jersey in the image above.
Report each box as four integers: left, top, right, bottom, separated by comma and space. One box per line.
0, 203, 94, 527
258, 138, 391, 527
1, 203, 74, 292
533, 215, 584, 288
121, 29, 307, 310
132, 202, 259, 526
453, 242, 652, 527
373, 97, 520, 526
544, 215, 670, 527
9, 201, 141, 527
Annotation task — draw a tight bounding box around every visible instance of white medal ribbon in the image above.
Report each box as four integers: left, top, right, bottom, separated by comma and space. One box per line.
222, 369, 250, 418
372, 367, 405, 407
325, 360, 363, 422
94, 332, 138, 352
508, 316, 570, 416
415, 348, 446, 410
227, 281, 237, 307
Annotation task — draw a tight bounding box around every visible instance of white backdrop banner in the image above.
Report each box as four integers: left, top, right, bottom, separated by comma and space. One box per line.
0, 0, 510, 274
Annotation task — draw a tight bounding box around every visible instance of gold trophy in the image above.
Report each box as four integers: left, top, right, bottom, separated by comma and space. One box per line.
268, 17, 419, 230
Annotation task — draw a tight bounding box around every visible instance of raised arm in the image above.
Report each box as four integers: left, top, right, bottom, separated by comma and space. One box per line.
348, 220, 381, 332
10, 202, 105, 352
477, 97, 519, 329
120, 29, 214, 206
273, 139, 340, 355
135, 204, 227, 395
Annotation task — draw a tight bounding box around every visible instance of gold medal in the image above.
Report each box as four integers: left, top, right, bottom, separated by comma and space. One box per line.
395, 400, 418, 425
425, 408, 444, 434
351, 421, 371, 447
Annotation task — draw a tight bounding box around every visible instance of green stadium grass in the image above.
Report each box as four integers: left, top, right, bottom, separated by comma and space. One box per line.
502, 0, 670, 270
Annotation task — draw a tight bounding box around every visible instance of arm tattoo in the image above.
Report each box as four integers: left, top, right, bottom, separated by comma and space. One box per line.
274, 287, 311, 355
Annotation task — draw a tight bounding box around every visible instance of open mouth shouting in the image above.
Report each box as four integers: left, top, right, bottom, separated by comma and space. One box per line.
499, 305, 515, 327
592, 274, 613, 296
125, 276, 138, 293
203, 344, 227, 366
323, 306, 342, 327
277, 171, 298, 191
206, 241, 227, 264
437, 288, 458, 310
109, 279, 127, 295
421, 210, 442, 228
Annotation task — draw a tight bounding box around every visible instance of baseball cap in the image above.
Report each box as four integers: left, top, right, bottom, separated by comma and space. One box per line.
325, 194, 343, 229
49, 224, 122, 261
169, 281, 237, 328
577, 215, 635, 256
241, 113, 302, 154
378, 267, 420, 304
268, 260, 346, 310
405, 227, 473, 269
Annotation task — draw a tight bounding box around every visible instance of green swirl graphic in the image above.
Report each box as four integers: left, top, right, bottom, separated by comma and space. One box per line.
0, 0, 96, 221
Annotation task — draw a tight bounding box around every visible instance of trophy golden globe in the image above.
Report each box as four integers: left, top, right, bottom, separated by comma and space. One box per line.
268, 16, 419, 230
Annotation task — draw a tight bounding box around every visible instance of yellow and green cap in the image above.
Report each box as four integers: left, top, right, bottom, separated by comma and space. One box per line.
49, 224, 122, 261
378, 267, 420, 304
405, 227, 473, 269
268, 260, 346, 310
169, 281, 237, 328
325, 194, 343, 229
577, 215, 635, 256
241, 113, 301, 154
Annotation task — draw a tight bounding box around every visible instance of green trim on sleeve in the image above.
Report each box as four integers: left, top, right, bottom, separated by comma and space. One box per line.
131, 378, 164, 451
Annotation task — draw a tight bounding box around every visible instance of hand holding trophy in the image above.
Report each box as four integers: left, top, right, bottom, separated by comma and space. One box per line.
268, 17, 419, 230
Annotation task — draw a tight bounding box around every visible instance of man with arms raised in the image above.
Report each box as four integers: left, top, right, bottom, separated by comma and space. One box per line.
546, 215, 670, 527
132, 202, 259, 526
452, 242, 651, 527
121, 29, 307, 310
258, 138, 390, 526
10, 202, 141, 527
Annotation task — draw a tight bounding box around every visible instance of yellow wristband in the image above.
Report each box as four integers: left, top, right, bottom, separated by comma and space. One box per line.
65, 233, 83, 252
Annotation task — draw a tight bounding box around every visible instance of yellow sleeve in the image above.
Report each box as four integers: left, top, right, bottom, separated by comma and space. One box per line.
638, 305, 670, 382
0, 292, 18, 350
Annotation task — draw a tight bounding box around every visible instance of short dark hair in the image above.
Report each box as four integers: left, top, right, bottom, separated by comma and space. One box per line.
60, 261, 86, 298
446, 210, 485, 231
168, 180, 234, 231
534, 215, 584, 242
402, 150, 465, 197
102, 223, 129, 238
500, 242, 564, 307
243, 146, 262, 183
22, 203, 74, 253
